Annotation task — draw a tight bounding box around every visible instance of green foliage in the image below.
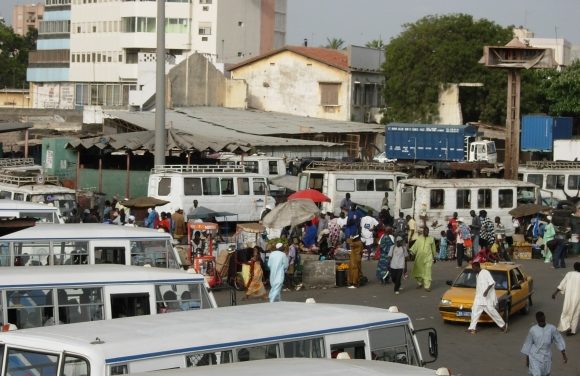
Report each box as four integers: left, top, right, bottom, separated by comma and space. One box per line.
382, 14, 512, 124
0, 23, 37, 88
324, 37, 345, 50
542, 61, 580, 116
365, 39, 385, 49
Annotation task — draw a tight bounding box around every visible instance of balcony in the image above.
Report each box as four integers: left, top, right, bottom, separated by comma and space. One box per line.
28, 49, 70, 67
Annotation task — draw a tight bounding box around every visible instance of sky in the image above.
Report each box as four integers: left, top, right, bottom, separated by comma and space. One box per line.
1, 0, 579, 44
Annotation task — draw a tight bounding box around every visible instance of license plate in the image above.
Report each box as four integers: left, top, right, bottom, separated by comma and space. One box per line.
456, 311, 471, 317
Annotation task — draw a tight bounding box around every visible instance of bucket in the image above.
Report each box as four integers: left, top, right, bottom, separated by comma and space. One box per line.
336, 269, 347, 287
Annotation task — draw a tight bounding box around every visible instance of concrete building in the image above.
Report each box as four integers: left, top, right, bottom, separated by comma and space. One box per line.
229, 45, 385, 123
12, 3, 44, 36
27, 0, 286, 110
514, 27, 572, 68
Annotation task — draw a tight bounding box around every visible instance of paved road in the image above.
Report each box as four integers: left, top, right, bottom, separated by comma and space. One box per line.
213, 256, 580, 376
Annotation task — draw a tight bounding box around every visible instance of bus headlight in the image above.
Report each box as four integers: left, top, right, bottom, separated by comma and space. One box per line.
440, 299, 452, 305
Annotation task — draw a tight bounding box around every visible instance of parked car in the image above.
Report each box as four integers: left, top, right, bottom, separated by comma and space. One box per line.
439, 262, 534, 324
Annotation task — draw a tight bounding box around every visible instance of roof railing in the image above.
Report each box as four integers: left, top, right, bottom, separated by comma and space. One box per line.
0, 158, 36, 168
305, 161, 401, 171
525, 160, 580, 169
0, 172, 59, 186
152, 164, 246, 174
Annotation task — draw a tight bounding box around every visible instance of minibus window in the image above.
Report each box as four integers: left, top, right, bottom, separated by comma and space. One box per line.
298, 175, 309, 190
375, 179, 394, 192
110, 364, 128, 375
0, 344, 4, 370
63, 354, 89, 376
54, 241, 89, 265
220, 178, 234, 195
400, 187, 413, 210
309, 174, 324, 191
158, 178, 171, 196
526, 174, 543, 187
429, 190, 444, 209
568, 175, 580, 190
186, 352, 218, 367
356, 179, 374, 191
110, 293, 150, 318
517, 187, 537, 204
236, 344, 278, 361
268, 161, 278, 175
477, 189, 492, 209
456, 189, 471, 209
0, 191, 11, 199
330, 341, 365, 360
253, 180, 266, 195
546, 175, 565, 189
283, 337, 324, 358
6, 348, 59, 376
13, 193, 24, 201
202, 178, 220, 196
95, 247, 126, 265
156, 284, 209, 312
13, 241, 51, 266
58, 287, 104, 323
237, 178, 250, 195
7, 289, 53, 329
370, 326, 413, 364
184, 178, 202, 196
499, 189, 514, 208
336, 179, 354, 192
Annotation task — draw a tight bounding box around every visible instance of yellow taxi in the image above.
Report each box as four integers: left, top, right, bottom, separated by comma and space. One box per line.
438, 262, 534, 323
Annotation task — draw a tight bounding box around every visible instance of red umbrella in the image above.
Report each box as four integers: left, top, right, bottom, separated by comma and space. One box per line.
288, 189, 331, 203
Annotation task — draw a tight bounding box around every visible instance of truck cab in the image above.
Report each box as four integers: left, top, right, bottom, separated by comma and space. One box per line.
468, 140, 497, 163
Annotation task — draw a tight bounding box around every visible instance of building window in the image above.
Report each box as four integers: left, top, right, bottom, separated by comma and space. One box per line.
198, 22, 211, 35
202, 6, 208, 10
319, 83, 340, 106
201, 37, 208, 41
200, 0, 212, 3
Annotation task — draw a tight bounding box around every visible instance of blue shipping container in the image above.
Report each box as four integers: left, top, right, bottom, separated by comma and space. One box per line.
385, 123, 476, 161
553, 117, 573, 140
521, 115, 553, 151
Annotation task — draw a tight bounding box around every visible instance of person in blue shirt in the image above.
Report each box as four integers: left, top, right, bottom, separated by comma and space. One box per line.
302, 221, 317, 248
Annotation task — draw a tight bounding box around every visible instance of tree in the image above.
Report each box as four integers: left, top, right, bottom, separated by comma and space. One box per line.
0, 23, 37, 88
542, 61, 580, 116
365, 39, 385, 49
381, 14, 512, 124
324, 37, 345, 50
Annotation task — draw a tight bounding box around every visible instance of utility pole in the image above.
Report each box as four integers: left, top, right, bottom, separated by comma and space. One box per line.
154, 0, 166, 166
481, 39, 556, 180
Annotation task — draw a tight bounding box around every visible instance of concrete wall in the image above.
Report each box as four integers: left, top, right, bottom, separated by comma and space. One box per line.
231, 50, 350, 120
437, 84, 462, 125
0, 91, 31, 109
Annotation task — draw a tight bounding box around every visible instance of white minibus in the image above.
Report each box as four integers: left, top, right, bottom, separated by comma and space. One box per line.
519, 160, 580, 204
0, 302, 439, 376
298, 162, 408, 214
0, 200, 63, 224
148, 165, 276, 221
0, 265, 216, 331
396, 178, 540, 237
0, 159, 77, 220
130, 358, 449, 376
0, 224, 182, 268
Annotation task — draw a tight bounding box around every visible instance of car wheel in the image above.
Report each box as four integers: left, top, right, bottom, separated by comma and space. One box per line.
521, 298, 531, 315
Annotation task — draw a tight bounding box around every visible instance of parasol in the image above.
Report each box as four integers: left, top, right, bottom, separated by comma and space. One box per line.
122, 196, 170, 209
262, 199, 320, 228
288, 189, 331, 203
508, 203, 551, 217
187, 206, 237, 220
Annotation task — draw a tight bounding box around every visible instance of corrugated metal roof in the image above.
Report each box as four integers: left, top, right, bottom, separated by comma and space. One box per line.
0, 122, 33, 133
174, 107, 384, 135
104, 110, 343, 150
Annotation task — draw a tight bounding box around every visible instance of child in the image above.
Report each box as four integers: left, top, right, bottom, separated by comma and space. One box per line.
446, 223, 456, 259
438, 230, 448, 260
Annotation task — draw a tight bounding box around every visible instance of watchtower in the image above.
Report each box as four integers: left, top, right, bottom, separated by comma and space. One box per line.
481, 38, 556, 180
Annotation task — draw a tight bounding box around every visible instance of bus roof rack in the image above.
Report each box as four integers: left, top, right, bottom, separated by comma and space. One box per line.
305, 161, 400, 171
152, 165, 246, 174
0, 171, 59, 186
525, 160, 580, 169
0, 158, 35, 168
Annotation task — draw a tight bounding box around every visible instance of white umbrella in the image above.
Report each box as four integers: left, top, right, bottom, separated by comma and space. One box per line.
262, 199, 320, 228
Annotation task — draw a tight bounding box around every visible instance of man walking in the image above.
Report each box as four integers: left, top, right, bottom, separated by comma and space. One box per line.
551, 261, 580, 336
470, 210, 481, 254
360, 210, 378, 260
267, 243, 288, 303
409, 227, 436, 292
393, 212, 408, 242
388, 236, 408, 295
521, 311, 567, 376
467, 262, 508, 334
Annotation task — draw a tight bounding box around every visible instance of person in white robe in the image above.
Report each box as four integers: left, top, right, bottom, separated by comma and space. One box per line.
521, 311, 567, 376
267, 243, 288, 303
467, 262, 508, 333
551, 261, 580, 335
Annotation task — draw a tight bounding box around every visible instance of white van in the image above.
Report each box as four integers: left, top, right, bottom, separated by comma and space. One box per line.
396, 178, 540, 237
298, 162, 408, 214
0, 223, 182, 268
519, 160, 580, 204
0, 199, 63, 224
0, 264, 216, 330
148, 165, 276, 222
216, 154, 286, 178
0, 159, 77, 220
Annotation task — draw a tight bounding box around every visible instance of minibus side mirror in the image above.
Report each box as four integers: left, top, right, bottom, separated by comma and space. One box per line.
428, 331, 438, 358
446, 280, 453, 286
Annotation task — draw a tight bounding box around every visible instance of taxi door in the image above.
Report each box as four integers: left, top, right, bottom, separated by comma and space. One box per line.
508, 268, 529, 312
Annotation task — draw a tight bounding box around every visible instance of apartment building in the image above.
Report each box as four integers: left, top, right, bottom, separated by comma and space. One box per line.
27, 0, 286, 110
12, 3, 45, 36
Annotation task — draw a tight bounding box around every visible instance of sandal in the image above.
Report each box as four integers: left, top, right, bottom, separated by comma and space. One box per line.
465, 329, 477, 335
